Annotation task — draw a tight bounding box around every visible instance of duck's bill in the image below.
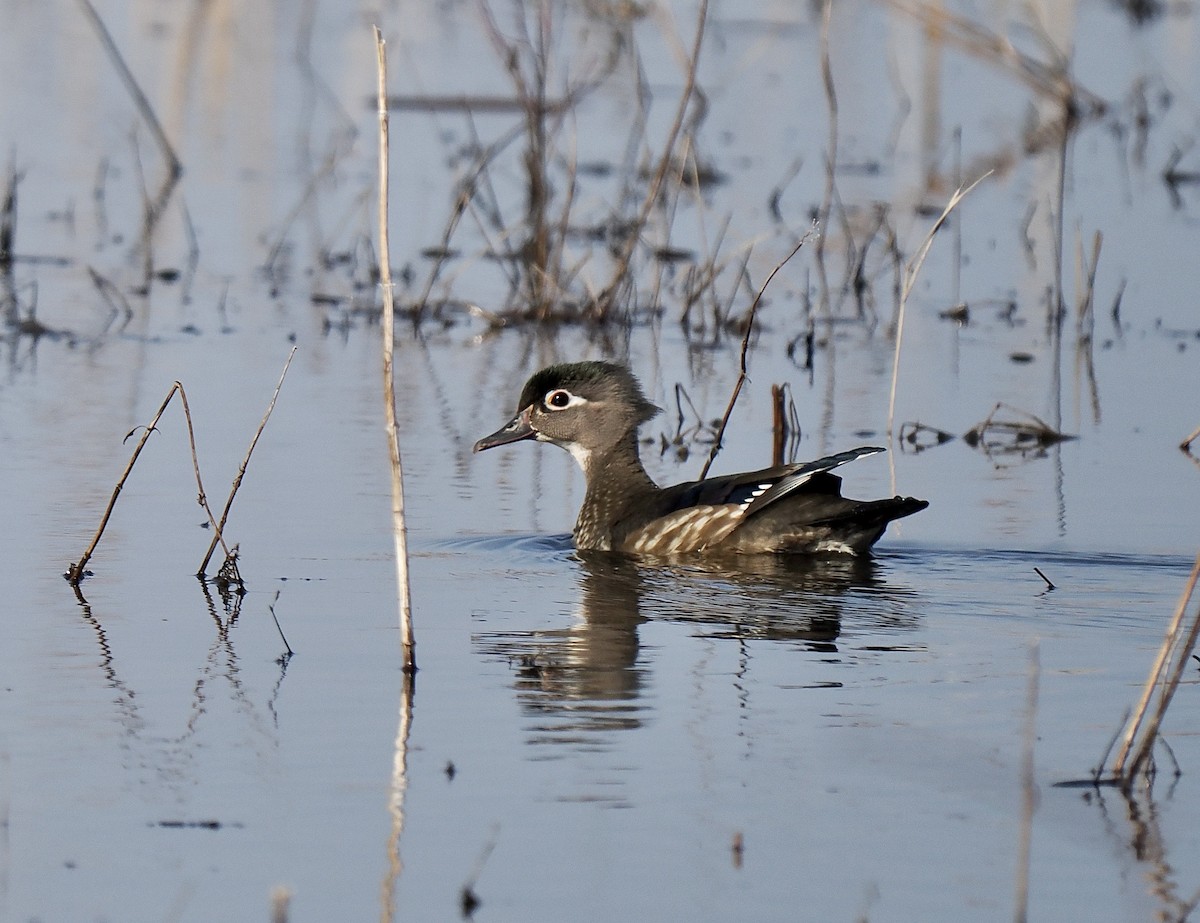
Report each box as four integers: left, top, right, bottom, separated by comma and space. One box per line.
473, 407, 536, 452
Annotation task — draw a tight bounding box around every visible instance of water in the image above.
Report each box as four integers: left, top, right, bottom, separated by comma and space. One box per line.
2, 1, 1200, 920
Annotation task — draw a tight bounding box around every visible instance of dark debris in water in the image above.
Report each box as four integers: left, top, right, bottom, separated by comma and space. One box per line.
153, 819, 242, 830
898, 421, 956, 453
900, 404, 1074, 460
963, 403, 1076, 457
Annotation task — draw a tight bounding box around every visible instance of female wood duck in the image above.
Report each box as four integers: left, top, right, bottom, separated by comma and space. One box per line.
474, 361, 927, 555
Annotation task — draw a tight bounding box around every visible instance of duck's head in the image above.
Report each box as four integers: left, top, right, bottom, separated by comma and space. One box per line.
473, 361, 660, 471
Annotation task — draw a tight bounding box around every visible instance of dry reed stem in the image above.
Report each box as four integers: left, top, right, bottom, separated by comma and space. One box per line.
1111, 552, 1200, 785
698, 227, 816, 480
375, 27, 417, 674
1180, 424, 1200, 453
886, 172, 991, 438
1014, 642, 1040, 923
197, 347, 298, 576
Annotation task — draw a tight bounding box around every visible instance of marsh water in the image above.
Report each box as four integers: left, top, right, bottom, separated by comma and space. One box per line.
3, 1, 1200, 920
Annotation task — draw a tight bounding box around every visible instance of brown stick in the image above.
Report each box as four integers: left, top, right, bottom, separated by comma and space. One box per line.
1180, 423, 1200, 453
698, 228, 815, 480
375, 27, 417, 674
197, 348, 298, 576
66, 383, 181, 584
771, 384, 787, 468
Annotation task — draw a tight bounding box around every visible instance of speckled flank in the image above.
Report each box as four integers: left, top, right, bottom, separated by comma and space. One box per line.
622, 506, 743, 554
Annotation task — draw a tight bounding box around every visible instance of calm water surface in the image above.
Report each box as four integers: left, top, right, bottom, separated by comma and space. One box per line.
2, 1, 1200, 921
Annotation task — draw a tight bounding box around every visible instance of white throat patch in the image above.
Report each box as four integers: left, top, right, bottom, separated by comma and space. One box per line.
564, 442, 592, 473
536, 433, 592, 473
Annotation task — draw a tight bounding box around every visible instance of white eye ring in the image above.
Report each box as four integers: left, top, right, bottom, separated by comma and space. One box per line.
544, 389, 586, 411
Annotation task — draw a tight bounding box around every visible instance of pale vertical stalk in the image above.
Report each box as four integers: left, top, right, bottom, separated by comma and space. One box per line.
1013, 642, 1039, 923
887, 172, 991, 441
374, 27, 416, 673
380, 674, 414, 923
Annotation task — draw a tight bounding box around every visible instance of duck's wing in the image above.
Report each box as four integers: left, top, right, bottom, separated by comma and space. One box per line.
657, 446, 885, 518
740, 446, 885, 517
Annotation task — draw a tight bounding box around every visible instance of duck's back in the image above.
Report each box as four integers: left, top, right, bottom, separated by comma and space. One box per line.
610, 453, 927, 555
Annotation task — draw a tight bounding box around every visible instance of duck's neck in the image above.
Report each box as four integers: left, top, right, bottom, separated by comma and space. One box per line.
573, 433, 659, 550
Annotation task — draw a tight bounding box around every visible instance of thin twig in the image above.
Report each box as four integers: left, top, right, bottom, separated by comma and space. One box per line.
268, 590, 294, 658
197, 348, 298, 576
887, 172, 991, 438
375, 27, 417, 674
698, 227, 815, 480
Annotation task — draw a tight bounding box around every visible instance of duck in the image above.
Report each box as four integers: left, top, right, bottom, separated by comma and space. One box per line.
473, 360, 927, 555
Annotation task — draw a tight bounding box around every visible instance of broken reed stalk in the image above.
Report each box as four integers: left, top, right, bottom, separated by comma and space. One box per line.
1110, 551, 1200, 785
197, 347, 298, 576
771, 383, 787, 468
1180, 423, 1200, 453
375, 26, 417, 674
67, 380, 226, 584
886, 172, 991, 439
698, 228, 815, 480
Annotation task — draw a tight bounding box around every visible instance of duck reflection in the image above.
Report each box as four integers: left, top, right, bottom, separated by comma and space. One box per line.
476, 552, 918, 745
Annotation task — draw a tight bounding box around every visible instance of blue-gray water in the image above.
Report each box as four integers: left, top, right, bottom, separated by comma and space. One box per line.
2, 1, 1199, 920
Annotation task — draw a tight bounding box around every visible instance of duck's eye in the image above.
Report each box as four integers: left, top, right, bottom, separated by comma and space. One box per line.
545, 389, 574, 410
